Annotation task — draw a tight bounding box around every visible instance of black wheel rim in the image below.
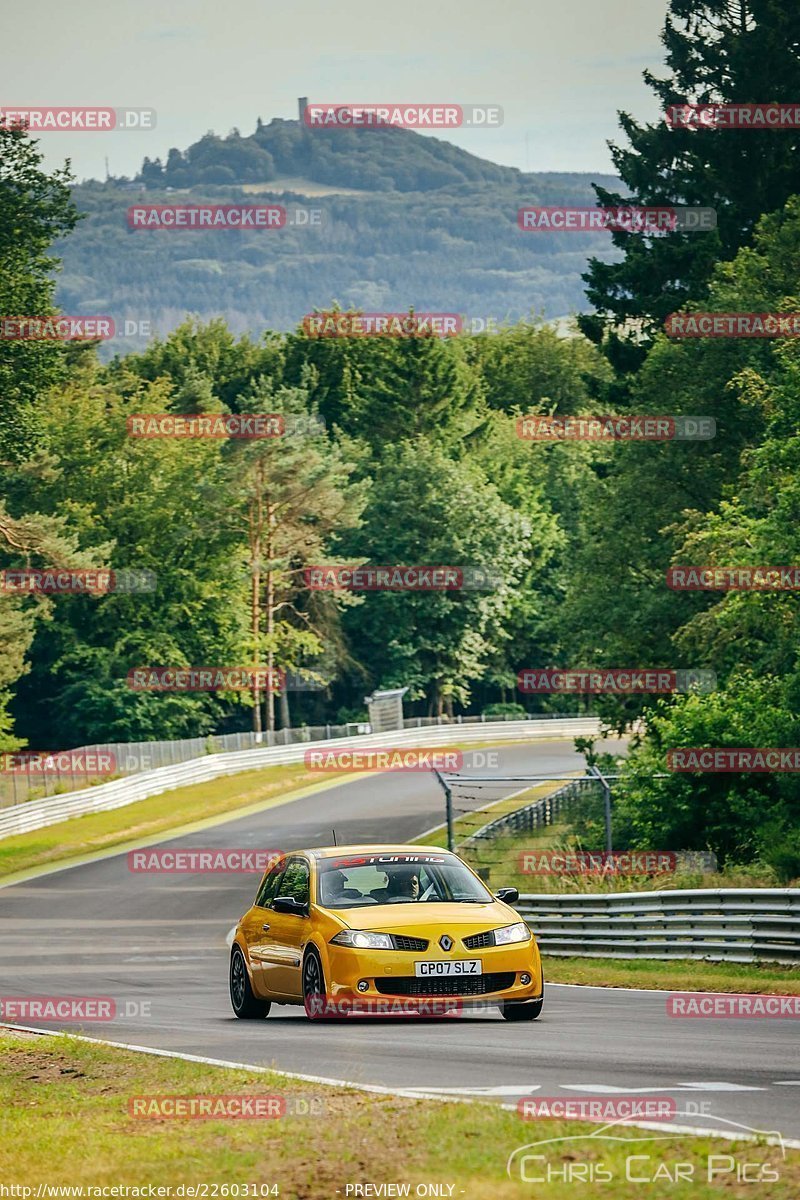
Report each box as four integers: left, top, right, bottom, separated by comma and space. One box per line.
303, 953, 322, 999
231, 950, 246, 1010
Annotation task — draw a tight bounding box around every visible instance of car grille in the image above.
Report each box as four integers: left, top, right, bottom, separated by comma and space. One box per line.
462, 930, 496, 950
391, 935, 429, 951
374, 972, 515, 997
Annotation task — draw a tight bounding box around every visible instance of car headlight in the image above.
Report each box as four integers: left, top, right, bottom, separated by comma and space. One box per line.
330, 930, 393, 950
493, 921, 530, 946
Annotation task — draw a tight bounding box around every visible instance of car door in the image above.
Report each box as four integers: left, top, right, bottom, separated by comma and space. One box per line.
262, 856, 310, 1000
240, 859, 287, 994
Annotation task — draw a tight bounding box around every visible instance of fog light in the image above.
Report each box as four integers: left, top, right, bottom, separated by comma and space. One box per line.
520, 972, 532, 985
357, 980, 369, 993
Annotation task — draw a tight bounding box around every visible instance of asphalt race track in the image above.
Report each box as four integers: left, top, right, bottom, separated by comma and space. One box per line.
1, 737, 798, 1146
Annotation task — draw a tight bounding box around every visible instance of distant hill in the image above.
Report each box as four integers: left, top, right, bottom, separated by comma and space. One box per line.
55, 114, 622, 354
137, 115, 524, 193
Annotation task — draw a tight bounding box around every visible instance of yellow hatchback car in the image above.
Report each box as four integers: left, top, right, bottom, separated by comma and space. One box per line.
229, 845, 544, 1021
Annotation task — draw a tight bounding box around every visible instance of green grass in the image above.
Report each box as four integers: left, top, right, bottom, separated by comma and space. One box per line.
544, 955, 800, 994
1, 1030, 796, 1198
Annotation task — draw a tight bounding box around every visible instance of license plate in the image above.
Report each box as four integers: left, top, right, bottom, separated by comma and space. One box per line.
414, 960, 482, 977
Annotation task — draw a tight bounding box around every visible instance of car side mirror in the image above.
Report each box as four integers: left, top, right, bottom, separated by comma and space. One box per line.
273, 895, 308, 916
495, 887, 519, 904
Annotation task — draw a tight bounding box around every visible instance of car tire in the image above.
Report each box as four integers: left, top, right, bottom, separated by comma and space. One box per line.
230, 945, 270, 1019
302, 947, 328, 1020
501, 982, 544, 1022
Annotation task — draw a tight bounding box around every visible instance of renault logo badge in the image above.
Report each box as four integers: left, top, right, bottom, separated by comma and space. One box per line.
439, 934, 453, 951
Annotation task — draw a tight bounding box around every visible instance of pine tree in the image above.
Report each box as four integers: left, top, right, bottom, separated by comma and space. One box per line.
0, 124, 80, 461
580, 0, 800, 365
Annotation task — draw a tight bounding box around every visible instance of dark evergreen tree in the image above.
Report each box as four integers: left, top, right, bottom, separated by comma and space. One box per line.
580, 0, 800, 371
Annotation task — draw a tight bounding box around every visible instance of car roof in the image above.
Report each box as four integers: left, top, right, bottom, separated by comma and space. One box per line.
307, 844, 455, 860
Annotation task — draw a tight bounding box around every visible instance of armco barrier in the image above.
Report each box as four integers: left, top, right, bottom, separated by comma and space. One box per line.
0, 712, 590, 806
0, 710, 587, 806
516, 889, 800, 964
0, 718, 600, 840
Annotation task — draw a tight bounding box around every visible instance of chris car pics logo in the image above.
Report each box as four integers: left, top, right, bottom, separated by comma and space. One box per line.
507, 1116, 785, 1185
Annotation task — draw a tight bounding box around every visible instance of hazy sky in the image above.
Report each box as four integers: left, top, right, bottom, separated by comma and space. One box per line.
3, 0, 670, 181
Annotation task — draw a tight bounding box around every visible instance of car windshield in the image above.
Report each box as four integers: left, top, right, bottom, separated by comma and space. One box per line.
316, 853, 492, 909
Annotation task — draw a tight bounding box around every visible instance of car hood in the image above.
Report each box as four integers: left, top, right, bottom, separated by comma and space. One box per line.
327, 900, 520, 931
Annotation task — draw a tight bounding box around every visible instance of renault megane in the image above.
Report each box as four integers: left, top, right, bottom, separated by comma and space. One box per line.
229, 844, 544, 1021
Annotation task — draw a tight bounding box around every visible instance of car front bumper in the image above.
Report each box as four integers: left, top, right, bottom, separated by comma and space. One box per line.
323, 937, 543, 1003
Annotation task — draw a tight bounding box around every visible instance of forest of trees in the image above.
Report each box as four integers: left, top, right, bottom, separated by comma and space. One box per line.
2, 0, 800, 878
55, 166, 621, 346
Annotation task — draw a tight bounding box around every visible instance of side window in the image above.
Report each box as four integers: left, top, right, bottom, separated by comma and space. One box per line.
254, 861, 286, 909
277, 858, 310, 908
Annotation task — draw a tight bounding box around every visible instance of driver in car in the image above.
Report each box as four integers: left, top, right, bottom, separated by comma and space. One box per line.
324, 869, 359, 905
385, 866, 421, 902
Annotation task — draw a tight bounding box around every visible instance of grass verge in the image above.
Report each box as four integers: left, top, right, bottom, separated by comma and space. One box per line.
544, 955, 800, 993
1, 1029, 796, 1198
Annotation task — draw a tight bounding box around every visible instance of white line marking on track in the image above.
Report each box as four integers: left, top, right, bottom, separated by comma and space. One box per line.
677, 1082, 765, 1091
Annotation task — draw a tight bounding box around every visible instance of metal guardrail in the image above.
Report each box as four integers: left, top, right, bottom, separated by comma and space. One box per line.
0, 711, 592, 807
0, 717, 601, 840
516, 889, 800, 964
